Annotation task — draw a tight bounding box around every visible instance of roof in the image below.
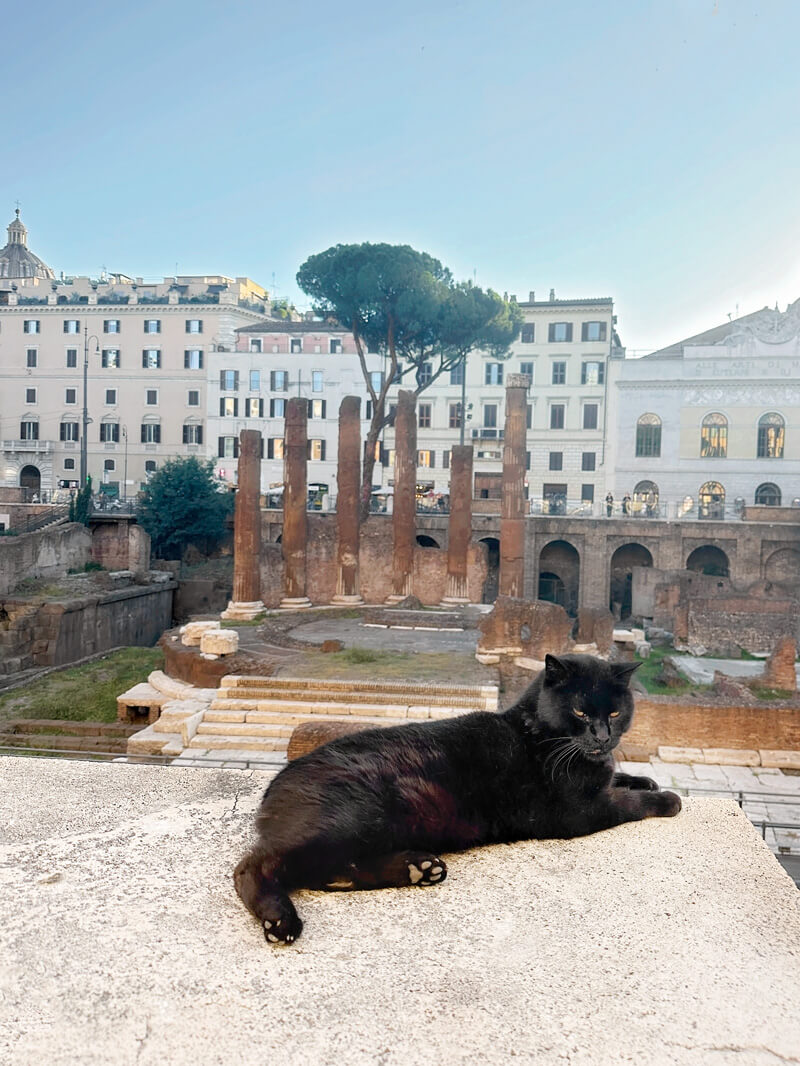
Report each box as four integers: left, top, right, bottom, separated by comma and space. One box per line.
237, 319, 348, 334
643, 307, 774, 359
0, 210, 55, 281
517, 297, 613, 308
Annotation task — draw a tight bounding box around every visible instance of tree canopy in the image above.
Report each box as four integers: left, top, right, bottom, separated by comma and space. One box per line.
297, 242, 522, 517
137, 456, 232, 559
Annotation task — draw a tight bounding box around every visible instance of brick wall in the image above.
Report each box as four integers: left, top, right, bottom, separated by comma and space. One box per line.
0, 522, 91, 597
627, 696, 800, 753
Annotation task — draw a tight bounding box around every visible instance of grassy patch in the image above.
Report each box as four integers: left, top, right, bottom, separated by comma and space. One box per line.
0, 647, 164, 725
634, 645, 692, 695
221, 614, 265, 628
750, 684, 795, 701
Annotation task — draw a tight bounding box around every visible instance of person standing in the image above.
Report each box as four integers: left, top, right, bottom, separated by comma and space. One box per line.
605, 492, 614, 517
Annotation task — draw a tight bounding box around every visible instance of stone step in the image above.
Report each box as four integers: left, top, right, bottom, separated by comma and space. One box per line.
216, 685, 490, 709
0, 732, 128, 753
196, 722, 294, 739
186, 734, 289, 752
221, 674, 497, 701
204, 709, 407, 728
208, 699, 468, 721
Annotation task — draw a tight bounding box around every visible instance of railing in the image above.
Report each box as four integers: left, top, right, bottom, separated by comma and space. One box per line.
1, 439, 53, 454
89, 498, 137, 516
0, 505, 70, 535
527, 498, 774, 522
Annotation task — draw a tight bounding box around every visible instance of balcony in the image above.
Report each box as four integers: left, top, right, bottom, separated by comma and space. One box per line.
1, 439, 53, 454
471, 428, 504, 440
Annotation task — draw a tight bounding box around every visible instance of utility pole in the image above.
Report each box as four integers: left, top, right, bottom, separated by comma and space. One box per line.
122, 425, 128, 503
81, 327, 90, 485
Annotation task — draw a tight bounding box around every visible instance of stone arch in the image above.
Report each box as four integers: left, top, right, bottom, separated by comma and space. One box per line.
764, 548, 800, 587
755, 483, 781, 507
538, 539, 580, 615
633, 480, 659, 517
477, 536, 499, 604
687, 545, 730, 577
20, 464, 41, 498
416, 534, 440, 548
698, 481, 725, 519
609, 543, 654, 620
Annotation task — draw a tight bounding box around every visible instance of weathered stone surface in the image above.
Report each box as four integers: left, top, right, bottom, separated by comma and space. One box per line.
180, 620, 221, 647
499, 378, 527, 598
759, 749, 800, 769
287, 718, 370, 760
320, 639, 344, 653
712, 671, 757, 704
388, 390, 417, 602
763, 635, 797, 692
442, 445, 473, 604
332, 395, 363, 604
576, 607, 614, 655
222, 429, 265, 619
477, 597, 573, 665
200, 629, 239, 656
653, 656, 686, 689
281, 398, 311, 608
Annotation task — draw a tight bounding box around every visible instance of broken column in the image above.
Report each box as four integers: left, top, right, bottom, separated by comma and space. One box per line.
221, 429, 265, 620
441, 444, 474, 605
280, 397, 312, 609
499, 374, 528, 599
332, 395, 364, 604
386, 389, 417, 603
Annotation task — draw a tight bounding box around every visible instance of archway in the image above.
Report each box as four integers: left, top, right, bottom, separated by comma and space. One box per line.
633, 480, 659, 517
478, 537, 500, 604
755, 483, 781, 507
538, 540, 580, 615
764, 548, 800, 587
698, 481, 725, 519
416, 534, 440, 548
20, 465, 41, 499
609, 543, 653, 620
686, 545, 730, 577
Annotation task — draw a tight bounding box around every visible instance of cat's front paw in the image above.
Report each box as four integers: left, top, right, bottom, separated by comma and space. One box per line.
650, 789, 682, 818
262, 911, 303, 945
407, 854, 447, 886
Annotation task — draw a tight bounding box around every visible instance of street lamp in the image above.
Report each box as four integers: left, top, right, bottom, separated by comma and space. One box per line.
81, 328, 100, 486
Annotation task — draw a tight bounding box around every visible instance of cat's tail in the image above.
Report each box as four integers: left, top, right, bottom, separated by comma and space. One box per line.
233, 848, 302, 945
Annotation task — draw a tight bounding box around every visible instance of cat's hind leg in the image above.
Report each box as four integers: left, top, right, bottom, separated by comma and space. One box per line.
233, 849, 303, 945
323, 851, 447, 891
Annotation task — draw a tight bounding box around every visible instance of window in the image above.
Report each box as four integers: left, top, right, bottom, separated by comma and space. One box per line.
270, 370, 289, 391
700, 412, 728, 458
185, 319, 203, 334
270, 398, 286, 417
307, 439, 326, 461
267, 438, 284, 459
104, 459, 116, 472
65, 388, 77, 405
23, 320, 40, 334
309, 399, 326, 419
636, 413, 661, 457
757, 412, 785, 458
419, 404, 432, 428
483, 403, 498, 428
66, 349, 78, 368
246, 397, 264, 418
100, 422, 119, 443
549, 451, 563, 471
581, 321, 607, 342
64, 458, 76, 470
370, 370, 384, 394
525, 452, 531, 471
418, 363, 433, 387
581, 484, 595, 502
443, 450, 450, 469
551, 361, 566, 385
526, 404, 532, 429
220, 397, 238, 417
144, 319, 161, 334
548, 322, 572, 342
146, 389, 158, 406
219, 436, 239, 458
417, 450, 435, 468
183, 424, 203, 445
581, 360, 605, 385
365, 400, 373, 419
550, 404, 565, 429
141, 422, 161, 444
188, 390, 199, 407
312, 371, 324, 393
392, 363, 403, 384
102, 349, 120, 368
249, 339, 262, 353
26, 349, 37, 367
142, 349, 161, 369
145, 460, 157, 474
63, 320, 80, 334
755, 482, 781, 506
104, 320, 120, 334
520, 361, 534, 380
25, 387, 37, 404
220, 369, 239, 391
450, 362, 464, 386
449, 403, 462, 429
290, 337, 302, 353
329, 338, 342, 354
583, 403, 598, 430
184, 349, 203, 369
581, 451, 596, 471
520, 324, 535, 343
485, 362, 503, 385
105, 389, 117, 405
60, 422, 79, 441
249, 370, 260, 391
20, 420, 39, 440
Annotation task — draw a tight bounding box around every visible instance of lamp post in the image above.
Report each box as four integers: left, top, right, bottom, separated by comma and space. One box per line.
81, 328, 99, 486
122, 425, 128, 504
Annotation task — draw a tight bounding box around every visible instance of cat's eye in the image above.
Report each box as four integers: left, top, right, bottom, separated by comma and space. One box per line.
609, 711, 621, 718
572, 708, 587, 719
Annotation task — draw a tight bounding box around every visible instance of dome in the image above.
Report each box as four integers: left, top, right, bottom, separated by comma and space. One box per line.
0, 209, 55, 280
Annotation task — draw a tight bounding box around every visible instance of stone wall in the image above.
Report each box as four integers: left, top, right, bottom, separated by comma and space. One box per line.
0, 522, 91, 597
91, 521, 151, 572
687, 588, 799, 654
627, 695, 800, 754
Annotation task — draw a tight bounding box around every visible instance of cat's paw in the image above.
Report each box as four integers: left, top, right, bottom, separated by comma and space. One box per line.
650, 789, 682, 818
631, 775, 660, 791
262, 910, 303, 945
407, 854, 447, 886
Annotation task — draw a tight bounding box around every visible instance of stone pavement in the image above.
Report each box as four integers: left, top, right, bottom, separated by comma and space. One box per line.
287, 617, 478, 653
672, 654, 800, 686
2, 756, 799, 1066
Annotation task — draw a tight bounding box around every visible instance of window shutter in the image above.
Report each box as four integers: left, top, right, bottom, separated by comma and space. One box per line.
184, 351, 189, 369
155, 425, 161, 443
233, 438, 239, 458
141, 424, 147, 443
219, 398, 225, 416
182, 425, 188, 444
268, 439, 274, 459
234, 371, 239, 390
306, 440, 311, 460
320, 440, 326, 461
218, 436, 224, 457
197, 426, 203, 445
260, 437, 264, 459
429, 451, 435, 468
198, 353, 203, 369
270, 371, 275, 390
259, 398, 264, 418
269, 399, 275, 417
321, 400, 326, 419
219, 371, 225, 389
233, 399, 239, 417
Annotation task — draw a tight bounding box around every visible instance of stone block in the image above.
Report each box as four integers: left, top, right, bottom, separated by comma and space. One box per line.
759, 750, 800, 770
658, 746, 705, 764
702, 748, 761, 767
762, 636, 797, 693
321, 639, 344, 653
477, 597, 572, 665
634, 641, 651, 659
201, 629, 239, 656
180, 621, 221, 647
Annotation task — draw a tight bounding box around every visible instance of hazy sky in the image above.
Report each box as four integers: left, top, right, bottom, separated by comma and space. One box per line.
3, 0, 799, 353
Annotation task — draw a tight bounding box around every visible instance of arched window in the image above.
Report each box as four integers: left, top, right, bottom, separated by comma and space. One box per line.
755, 483, 781, 506
698, 481, 725, 519
635, 413, 661, 457
633, 480, 659, 516
757, 412, 784, 458
700, 413, 727, 458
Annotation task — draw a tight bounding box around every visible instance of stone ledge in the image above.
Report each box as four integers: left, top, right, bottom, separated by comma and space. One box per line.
1, 757, 798, 1065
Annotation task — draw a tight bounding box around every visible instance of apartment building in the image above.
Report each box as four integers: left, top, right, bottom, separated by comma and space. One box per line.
382, 291, 619, 511
0, 210, 268, 499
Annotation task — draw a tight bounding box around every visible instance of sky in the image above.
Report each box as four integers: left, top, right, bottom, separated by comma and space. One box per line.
2, 0, 799, 353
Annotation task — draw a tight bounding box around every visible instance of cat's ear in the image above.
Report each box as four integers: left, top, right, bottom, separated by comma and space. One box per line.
610, 661, 642, 686
544, 654, 570, 686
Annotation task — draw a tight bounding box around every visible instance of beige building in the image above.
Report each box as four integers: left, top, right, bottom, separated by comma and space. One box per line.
0, 211, 268, 499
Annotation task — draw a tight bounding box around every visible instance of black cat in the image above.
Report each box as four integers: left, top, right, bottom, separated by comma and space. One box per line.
234, 653, 680, 944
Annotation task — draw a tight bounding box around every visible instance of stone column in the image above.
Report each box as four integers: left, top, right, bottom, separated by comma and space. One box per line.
221, 429, 266, 620
441, 444, 474, 605
332, 395, 364, 604
499, 374, 528, 599
386, 389, 417, 603
280, 397, 312, 609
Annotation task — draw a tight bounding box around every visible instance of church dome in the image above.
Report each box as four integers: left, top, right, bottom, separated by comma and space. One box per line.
0, 209, 55, 280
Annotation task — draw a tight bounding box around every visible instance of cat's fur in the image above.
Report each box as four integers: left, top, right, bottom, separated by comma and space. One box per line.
234, 653, 680, 944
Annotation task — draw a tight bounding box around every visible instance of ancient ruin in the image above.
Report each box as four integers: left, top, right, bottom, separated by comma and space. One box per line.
331, 395, 363, 604
280, 398, 312, 609
222, 429, 265, 621
499, 374, 528, 598
441, 445, 474, 605
387, 390, 417, 604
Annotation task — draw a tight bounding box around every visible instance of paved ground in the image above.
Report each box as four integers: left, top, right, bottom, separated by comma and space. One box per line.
287, 618, 479, 653
2, 757, 799, 1066
672, 654, 800, 686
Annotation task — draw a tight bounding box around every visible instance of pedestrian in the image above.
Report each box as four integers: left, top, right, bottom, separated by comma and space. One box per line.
622, 493, 631, 516
605, 492, 613, 517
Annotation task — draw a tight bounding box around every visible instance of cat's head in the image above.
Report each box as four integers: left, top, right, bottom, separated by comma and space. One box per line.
535, 653, 640, 760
